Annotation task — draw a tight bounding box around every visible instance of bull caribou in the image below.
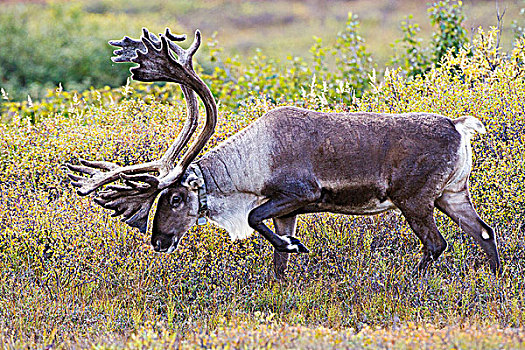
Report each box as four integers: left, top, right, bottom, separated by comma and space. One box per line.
67, 28, 501, 279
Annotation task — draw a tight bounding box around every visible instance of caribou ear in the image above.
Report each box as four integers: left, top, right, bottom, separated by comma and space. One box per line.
182, 173, 203, 190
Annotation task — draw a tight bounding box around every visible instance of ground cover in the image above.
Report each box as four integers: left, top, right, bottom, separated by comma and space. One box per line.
0, 3, 524, 349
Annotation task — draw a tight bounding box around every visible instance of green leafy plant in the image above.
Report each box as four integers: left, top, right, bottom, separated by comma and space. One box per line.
0, 2, 132, 101
512, 0, 525, 39
331, 13, 374, 94
427, 0, 468, 64
390, 0, 468, 77
390, 15, 431, 78
200, 12, 372, 108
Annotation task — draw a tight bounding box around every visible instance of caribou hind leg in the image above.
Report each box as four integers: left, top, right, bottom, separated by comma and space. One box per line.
272, 216, 297, 280
435, 190, 501, 275
394, 200, 448, 275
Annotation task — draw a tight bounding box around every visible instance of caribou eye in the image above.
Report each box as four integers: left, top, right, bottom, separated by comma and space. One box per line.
170, 194, 182, 206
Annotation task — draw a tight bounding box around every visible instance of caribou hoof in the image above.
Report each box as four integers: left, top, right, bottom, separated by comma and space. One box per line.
277, 236, 309, 253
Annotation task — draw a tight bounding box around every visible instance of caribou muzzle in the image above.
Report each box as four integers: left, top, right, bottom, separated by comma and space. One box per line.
152, 235, 179, 253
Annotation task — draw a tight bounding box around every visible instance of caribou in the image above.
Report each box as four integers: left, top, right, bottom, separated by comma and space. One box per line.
67, 28, 501, 279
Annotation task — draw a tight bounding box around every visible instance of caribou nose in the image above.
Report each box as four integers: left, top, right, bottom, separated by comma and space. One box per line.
153, 239, 162, 252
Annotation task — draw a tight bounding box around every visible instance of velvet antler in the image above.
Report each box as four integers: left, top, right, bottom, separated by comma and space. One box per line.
67, 28, 217, 232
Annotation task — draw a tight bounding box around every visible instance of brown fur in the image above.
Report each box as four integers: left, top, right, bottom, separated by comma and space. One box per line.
174, 107, 500, 278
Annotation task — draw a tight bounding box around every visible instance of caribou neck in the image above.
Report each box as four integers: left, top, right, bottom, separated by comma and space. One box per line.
197, 150, 266, 240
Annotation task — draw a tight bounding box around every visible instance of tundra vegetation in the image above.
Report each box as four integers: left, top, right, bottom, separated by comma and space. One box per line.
1, 0, 525, 348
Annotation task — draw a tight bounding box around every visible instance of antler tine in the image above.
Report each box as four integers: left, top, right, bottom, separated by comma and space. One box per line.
164, 28, 186, 41
163, 28, 201, 68
109, 27, 187, 64
187, 30, 202, 59
163, 28, 186, 58
66, 160, 160, 196
109, 28, 161, 63
163, 28, 186, 42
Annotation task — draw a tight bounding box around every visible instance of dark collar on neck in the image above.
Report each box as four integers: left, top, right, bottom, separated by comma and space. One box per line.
190, 163, 208, 225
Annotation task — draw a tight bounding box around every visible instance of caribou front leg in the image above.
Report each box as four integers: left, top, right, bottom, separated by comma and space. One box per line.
248, 181, 320, 254
248, 198, 308, 253
273, 215, 298, 280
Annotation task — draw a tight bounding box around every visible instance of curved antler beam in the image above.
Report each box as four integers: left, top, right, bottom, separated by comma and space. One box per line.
130, 30, 217, 184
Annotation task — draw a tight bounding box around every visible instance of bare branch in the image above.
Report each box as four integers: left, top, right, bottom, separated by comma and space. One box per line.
496, 0, 507, 50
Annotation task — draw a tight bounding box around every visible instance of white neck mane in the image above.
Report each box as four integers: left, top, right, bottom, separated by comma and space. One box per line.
206, 192, 264, 240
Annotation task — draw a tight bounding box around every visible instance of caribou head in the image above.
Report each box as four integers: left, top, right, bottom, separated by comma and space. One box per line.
67, 28, 216, 253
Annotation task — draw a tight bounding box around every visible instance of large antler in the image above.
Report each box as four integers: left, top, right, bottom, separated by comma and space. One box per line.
66, 28, 217, 232
130, 29, 217, 186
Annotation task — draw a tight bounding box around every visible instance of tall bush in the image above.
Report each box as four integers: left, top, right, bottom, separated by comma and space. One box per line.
391, 0, 468, 77
0, 2, 131, 100
428, 0, 468, 64
389, 15, 430, 78
201, 12, 372, 108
